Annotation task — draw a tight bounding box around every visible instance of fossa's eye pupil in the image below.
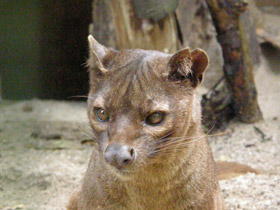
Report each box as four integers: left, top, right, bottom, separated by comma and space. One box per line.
146, 112, 164, 125
95, 108, 109, 122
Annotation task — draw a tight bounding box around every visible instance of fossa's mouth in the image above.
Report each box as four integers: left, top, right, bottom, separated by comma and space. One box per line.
111, 167, 137, 181
103, 157, 137, 179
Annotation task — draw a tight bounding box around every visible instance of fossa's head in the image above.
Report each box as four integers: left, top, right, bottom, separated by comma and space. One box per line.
87, 35, 209, 177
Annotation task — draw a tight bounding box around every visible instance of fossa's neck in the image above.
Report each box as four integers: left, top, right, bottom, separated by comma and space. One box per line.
119, 145, 209, 210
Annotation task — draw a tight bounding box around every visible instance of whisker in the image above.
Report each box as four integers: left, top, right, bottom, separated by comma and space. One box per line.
79, 130, 95, 139
149, 134, 188, 148
149, 141, 199, 157
67, 94, 97, 101
72, 121, 98, 142
159, 130, 175, 139
157, 132, 223, 149
149, 132, 226, 156
81, 60, 88, 67
154, 132, 210, 148
67, 95, 90, 99
152, 124, 216, 149
151, 135, 204, 151
149, 131, 175, 145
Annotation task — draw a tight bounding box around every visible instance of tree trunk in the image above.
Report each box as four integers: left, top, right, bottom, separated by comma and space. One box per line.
90, 0, 117, 48
205, 0, 263, 123
91, 0, 179, 53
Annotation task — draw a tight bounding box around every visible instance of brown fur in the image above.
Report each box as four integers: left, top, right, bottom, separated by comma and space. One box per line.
67, 35, 225, 210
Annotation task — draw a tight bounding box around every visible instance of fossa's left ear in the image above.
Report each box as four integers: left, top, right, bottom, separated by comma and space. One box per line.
167, 48, 209, 88
87, 35, 117, 75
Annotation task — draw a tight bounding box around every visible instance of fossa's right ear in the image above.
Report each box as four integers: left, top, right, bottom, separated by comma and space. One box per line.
167, 48, 209, 88
87, 35, 116, 74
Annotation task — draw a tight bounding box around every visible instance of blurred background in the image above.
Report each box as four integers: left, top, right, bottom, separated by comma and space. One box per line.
1, 0, 279, 100
0, 0, 91, 100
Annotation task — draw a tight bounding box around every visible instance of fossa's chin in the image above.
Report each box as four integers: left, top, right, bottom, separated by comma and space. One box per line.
104, 160, 137, 180
112, 168, 136, 181
116, 170, 136, 180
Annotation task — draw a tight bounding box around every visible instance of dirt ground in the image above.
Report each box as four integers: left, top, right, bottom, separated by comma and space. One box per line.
0, 49, 280, 210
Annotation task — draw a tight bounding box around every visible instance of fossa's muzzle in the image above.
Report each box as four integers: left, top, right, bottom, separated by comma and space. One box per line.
104, 143, 135, 169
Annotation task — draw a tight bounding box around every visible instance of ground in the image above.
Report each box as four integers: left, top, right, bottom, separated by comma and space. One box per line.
0, 51, 279, 210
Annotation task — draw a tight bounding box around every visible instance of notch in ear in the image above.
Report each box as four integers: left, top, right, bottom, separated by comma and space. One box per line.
167, 48, 209, 88
87, 35, 116, 74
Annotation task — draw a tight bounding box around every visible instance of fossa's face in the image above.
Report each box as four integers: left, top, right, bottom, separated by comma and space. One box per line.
87, 36, 208, 177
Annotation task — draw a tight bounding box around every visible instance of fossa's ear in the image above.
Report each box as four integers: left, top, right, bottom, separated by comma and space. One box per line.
167, 48, 209, 88
87, 35, 116, 74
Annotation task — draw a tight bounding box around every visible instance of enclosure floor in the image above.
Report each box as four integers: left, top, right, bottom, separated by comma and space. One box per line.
0, 54, 280, 210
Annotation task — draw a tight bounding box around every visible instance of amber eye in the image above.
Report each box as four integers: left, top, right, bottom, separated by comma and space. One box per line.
95, 108, 109, 122
146, 112, 165, 125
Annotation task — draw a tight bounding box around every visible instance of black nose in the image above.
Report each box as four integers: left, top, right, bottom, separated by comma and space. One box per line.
104, 143, 135, 169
